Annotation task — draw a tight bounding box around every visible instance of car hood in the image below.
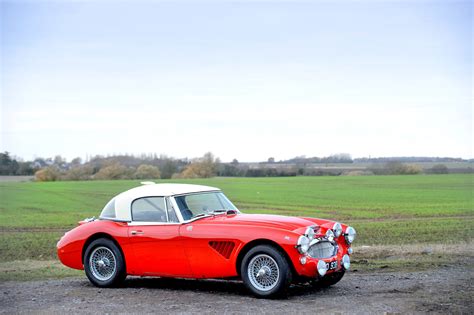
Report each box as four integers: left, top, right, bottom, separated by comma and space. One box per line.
199, 213, 318, 232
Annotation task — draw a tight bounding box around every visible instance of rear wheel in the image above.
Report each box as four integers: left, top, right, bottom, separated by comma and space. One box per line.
312, 270, 345, 288
240, 245, 292, 298
84, 238, 126, 287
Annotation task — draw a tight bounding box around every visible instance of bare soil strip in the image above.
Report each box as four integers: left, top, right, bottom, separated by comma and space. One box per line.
1, 265, 472, 314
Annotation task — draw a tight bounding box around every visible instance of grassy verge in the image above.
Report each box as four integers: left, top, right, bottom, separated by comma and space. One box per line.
351, 242, 474, 273
0, 260, 82, 281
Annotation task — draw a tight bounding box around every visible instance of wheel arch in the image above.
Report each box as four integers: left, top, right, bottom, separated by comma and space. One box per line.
81, 232, 126, 269
235, 239, 296, 277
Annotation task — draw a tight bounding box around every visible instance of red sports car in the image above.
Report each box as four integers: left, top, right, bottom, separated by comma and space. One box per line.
57, 183, 356, 297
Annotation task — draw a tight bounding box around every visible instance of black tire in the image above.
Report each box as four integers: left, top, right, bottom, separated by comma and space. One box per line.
84, 238, 126, 287
312, 270, 345, 288
240, 245, 292, 298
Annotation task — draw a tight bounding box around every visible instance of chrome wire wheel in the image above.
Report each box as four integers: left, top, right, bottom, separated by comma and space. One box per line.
89, 246, 116, 281
247, 254, 280, 292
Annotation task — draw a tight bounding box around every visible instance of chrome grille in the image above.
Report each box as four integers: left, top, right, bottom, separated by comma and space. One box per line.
307, 241, 337, 259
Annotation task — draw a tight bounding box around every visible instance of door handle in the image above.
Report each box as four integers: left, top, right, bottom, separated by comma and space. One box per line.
131, 230, 144, 235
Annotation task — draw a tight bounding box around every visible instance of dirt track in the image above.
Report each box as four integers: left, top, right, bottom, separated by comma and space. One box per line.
1, 266, 472, 314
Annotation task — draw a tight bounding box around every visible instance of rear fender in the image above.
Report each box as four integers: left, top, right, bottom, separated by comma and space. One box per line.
57, 220, 130, 271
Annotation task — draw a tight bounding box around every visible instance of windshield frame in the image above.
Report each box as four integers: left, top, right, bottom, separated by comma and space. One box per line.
171, 191, 240, 223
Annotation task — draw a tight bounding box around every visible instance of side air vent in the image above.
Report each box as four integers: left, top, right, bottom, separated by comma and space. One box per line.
209, 241, 235, 259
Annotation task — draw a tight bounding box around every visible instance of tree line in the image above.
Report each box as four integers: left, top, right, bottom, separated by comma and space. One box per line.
32, 152, 221, 181
0, 151, 468, 181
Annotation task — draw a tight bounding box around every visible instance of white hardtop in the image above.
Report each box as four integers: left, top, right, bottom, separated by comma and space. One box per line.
112, 183, 220, 221
118, 183, 219, 198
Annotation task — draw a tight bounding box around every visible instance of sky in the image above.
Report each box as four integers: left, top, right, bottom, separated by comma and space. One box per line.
1, 0, 472, 162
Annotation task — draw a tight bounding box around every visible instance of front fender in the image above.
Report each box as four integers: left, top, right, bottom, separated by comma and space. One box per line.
224, 225, 305, 275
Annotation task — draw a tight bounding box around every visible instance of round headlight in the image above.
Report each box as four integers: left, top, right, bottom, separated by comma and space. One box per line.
344, 226, 356, 244
317, 260, 328, 276
333, 222, 342, 237
305, 226, 315, 239
325, 228, 335, 242
297, 235, 310, 254
342, 254, 350, 270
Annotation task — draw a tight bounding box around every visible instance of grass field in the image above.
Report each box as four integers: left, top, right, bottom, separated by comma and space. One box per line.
0, 174, 473, 280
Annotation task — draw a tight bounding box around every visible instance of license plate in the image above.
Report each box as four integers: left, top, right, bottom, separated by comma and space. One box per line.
326, 260, 338, 270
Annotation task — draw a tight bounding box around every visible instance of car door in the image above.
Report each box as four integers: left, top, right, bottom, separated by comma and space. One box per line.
180, 221, 239, 279
174, 193, 239, 278
127, 196, 192, 277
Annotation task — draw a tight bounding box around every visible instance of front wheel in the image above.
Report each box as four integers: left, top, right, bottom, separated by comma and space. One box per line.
240, 245, 292, 298
84, 238, 126, 287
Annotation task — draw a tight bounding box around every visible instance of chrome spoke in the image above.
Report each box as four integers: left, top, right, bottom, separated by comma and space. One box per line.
247, 254, 280, 291
89, 246, 116, 281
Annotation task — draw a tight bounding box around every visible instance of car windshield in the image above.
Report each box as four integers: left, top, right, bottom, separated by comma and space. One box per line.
174, 192, 238, 221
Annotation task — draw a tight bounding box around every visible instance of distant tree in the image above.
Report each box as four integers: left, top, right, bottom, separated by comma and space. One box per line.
63, 165, 94, 180
402, 164, 422, 174
218, 164, 245, 177
45, 157, 53, 166
53, 155, 66, 166
384, 161, 422, 175
94, 163, 132, 180
35, 167, 60, 181
32, 157, 47, 168
178, 152, 220, 178
385, 161, 404, 174
324, 153, 352, 163
134, 164, 161, 179
268, 157, 275, 163
430, 164, 449, 174
71, 157, 82, 166
17, 162, 35, 175
160, 158, 178, 179
0, 152, 19, 175
179, 166, 200, 179
231, 159, 239, 165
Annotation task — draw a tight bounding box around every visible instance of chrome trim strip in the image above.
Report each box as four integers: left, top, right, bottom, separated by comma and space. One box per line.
123, 192, 240, 225
170, 192, 241, 224
127, 221, 181, 226
99, 217, 131, 223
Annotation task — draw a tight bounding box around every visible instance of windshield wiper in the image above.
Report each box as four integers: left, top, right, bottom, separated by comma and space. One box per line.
191, 213, 210, 219
190, 210, 228, 220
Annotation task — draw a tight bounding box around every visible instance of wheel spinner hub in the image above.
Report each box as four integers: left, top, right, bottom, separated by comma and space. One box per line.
257, 266, 272, 278
97, 257, 110, 268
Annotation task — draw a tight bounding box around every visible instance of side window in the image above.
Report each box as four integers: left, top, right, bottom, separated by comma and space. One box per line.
166, 198, 179, 223
132, 197, 167, 222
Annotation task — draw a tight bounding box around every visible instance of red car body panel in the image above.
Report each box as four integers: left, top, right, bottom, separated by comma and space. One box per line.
128, 224, 193, 276
57, 221, 130, 271
57, 213, 350, 279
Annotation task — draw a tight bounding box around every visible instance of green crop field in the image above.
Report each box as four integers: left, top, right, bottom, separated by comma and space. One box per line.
0, 174, 473, 280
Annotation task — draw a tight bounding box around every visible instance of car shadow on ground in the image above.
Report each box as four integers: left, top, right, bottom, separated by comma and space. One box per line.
108, 276, 333, 299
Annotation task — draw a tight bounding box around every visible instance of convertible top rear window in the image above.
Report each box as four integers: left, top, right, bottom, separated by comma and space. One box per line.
100, 198, 116, 219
